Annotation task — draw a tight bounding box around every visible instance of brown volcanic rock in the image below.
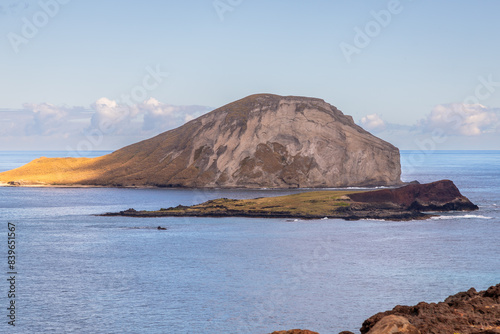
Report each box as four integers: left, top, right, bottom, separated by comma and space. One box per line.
360, 284, 500, 334
269, 330, 319, 334
0, 94, 402, 188
348, 180, 478, 211
365, 315, 420, 334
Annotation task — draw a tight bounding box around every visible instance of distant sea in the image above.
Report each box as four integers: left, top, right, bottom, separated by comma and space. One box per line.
1, 150, 499, 333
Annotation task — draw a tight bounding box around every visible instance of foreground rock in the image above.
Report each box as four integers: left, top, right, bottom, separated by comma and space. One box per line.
0, 94, 401, 188
361, 284, 500, 334
271, 284, 500, 334
101, 180, 478, 221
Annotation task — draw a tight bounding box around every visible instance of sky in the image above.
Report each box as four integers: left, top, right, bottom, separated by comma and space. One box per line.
1, 0, 500, 152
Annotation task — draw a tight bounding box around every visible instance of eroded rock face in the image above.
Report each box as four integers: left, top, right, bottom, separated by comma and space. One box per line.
0, 94, 402, 188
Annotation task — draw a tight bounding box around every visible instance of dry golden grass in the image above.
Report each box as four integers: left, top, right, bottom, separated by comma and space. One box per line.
0, 156, 107, 185
157, 190, 363, 217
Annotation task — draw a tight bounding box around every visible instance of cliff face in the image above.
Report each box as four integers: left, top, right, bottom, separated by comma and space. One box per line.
0, 94, 402, 188
348, 180, 479, 211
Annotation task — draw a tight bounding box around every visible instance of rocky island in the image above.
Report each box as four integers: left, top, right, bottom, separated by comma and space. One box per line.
0, 94, 401, 188
101, 180, 478, 220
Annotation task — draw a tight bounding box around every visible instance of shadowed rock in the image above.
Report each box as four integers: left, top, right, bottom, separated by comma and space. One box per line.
348, 179, 478, 211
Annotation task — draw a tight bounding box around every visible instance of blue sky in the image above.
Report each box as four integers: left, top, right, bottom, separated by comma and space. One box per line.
1, 0, 499, 151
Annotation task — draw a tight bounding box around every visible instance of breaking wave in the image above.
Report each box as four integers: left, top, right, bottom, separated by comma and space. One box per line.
431, 214, 493, 220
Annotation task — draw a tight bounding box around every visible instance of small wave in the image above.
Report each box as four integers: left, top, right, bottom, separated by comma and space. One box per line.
431, 214, 493, 220
361, 218, 386, 222
344, 186, 391, 190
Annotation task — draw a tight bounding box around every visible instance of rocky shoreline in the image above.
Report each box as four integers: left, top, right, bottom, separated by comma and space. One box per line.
269, 283, 500, 334
101, 180, 478, 221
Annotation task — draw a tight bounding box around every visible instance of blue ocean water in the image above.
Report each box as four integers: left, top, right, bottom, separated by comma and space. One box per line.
0, 150, 499, 333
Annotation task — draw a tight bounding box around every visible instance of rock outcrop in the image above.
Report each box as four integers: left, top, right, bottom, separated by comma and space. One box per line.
347, 179, 479, 212
271, 284, 500, 334
0, 94, 402, 188
361, 284, 500, 334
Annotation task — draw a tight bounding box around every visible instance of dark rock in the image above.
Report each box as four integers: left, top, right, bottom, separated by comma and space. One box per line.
348, 180, 478, 211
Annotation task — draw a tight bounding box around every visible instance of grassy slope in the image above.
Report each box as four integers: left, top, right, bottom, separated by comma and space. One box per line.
149, 190, 363, 217
0, 156, 106, 185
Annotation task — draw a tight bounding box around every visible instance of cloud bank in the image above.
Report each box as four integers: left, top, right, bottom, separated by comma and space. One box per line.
1, 99, 499, 150
418, 103, 500, 136
357, 103, 500, 150
0, 98, 212, 150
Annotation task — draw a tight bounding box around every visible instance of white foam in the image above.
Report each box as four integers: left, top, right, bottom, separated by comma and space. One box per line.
431, 214, 493, 220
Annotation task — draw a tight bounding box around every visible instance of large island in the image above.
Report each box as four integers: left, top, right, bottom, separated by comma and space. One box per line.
0, 94, 401, 188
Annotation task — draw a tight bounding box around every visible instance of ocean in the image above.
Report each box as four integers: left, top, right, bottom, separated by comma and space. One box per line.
1, 150, 499, 333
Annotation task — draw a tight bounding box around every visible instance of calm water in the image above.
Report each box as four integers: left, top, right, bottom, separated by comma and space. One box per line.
1, 150, 499, 333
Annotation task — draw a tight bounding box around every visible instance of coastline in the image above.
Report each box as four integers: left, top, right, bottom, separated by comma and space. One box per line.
100, 206, 433, 221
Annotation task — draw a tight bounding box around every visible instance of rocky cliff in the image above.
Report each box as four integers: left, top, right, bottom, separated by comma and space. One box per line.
348, 179, 479, 211
0, 94, 402, 188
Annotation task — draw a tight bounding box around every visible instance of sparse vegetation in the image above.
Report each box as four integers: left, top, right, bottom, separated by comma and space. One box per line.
143, 190, 358, 218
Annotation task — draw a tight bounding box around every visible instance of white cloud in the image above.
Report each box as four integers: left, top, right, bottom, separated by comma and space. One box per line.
418, 103, 500, 136
85, 97, 211, 136
88, 97, 136, 135
135, 97, 211, 132
360, 113, 386, 132
2, 98, 211, 144
23, 103, 70, 136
